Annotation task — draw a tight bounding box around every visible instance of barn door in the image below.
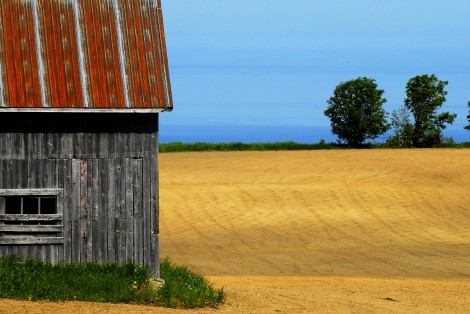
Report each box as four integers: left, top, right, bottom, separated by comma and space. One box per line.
66, 158, 144, 265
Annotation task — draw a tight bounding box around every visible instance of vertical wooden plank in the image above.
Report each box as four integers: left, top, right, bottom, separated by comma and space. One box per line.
122, 123, 130, 157
86, 158, 93, 262
44, 159, 56, 188
27, 159, 33, 188
58, 245, 64, 263
10, 131, 17, 159
6, 133, 12, 159
54, 123, 63, 159
88, 131, 98, 158
16, 246, 24, 260
107, 131, 116, 159
20, 159, 28, 189
34, 159, 44, 189
11, 160, 18, 189
79, 159, 88, 262
13, 128, 24, 159
91, 158, 106, 263
0, 133, 4, 159
56, 159, 65, 262
149, 114, 159, 276
71, 159, 81, 262
73, 122, 85, 158
125, 158, 134, 263
31, 129, 38, 158
91, 158, 99, 262
116, 157, 126, 264
129, 120, 138, 158
25, 131, 33, 159
0, 196, 4, 245
52, 126, 60, 160
98, 132, 108, 159
133, 158, 143, 265
113, 127, 120, 159
0, 159, 4, 189
0, 247, 7, 259
44, 245, 50, 263
10, 246, 17, 260
62, 131, 73, 159
29, 159, 36, 189
99, 159, 108, 262
42, 131, 50, 159
0, 132, 9, 158
107, 158, 116, 262
37, 129, 45, 159
6, 159, 16, 189
23, 245, 31, 261
5, 159, 13, 190
50, 245, 58, 264
142, 153, 151, 266
57, 126, 65, 158
63, 159, 72, 262
151, 234, 160, 278
42, 124, 56, 159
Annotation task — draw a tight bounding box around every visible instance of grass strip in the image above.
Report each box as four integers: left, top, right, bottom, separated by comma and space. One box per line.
160, 141, 339, 152
0, 256, 224, 309
159, 141, 470, 152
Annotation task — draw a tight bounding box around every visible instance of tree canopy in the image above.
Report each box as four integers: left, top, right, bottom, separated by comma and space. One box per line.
324, 77, 389, 147
404, 74, 457, 147
387, 105, 414, 148
465, 101, 470, 132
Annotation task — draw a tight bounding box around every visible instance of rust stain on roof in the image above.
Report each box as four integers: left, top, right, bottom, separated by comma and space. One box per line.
0, 0, 172, 111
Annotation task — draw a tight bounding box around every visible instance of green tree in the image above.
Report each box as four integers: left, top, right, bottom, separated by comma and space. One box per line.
465, 101, 470, 131
324, 77, 389, 147
387, 105, 414, 147
404, 74, 457, 147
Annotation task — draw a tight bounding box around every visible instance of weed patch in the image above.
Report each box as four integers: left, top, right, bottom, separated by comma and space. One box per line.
158, 258, 224, 308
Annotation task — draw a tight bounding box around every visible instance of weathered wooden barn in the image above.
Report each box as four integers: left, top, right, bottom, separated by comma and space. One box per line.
0, 0, 172, 277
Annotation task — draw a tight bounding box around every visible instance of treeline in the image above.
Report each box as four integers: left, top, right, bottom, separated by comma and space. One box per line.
160, 74, 469, 152
159, 141, 470, 152
324, 74, 470, 148
160, 141, 337, 152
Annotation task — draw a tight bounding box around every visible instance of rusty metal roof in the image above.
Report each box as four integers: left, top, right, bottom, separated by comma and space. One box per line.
0, 0, 172, 111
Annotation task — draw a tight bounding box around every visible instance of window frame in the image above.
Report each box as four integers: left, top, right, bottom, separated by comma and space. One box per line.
0, 189, 63, 245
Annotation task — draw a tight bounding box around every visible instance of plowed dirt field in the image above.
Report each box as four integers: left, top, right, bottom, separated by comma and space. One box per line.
2, 149, 470, 313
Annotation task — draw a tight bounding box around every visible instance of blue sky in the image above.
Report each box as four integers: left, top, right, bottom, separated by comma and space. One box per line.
160, 0, 470, 143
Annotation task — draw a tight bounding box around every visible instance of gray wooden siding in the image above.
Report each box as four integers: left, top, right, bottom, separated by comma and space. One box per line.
0, 113, 160, 277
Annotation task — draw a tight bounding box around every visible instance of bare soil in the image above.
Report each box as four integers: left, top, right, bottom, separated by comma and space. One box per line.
2, 149, 470, 313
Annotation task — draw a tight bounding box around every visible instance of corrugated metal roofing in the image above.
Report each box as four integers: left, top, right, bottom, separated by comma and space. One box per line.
0, 0, 172, 111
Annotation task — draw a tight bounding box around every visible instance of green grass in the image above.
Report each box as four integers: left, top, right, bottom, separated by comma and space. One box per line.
0, 256, 224, 309
158, 258, 224, 308
159, 141, 470, 152
159, 141, 339, 152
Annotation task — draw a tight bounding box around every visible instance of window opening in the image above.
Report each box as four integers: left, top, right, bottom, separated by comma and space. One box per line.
5, 196, 56, 215
0, 193, 62, 244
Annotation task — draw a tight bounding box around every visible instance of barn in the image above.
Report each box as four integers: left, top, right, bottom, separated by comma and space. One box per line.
0, 0, 172, 277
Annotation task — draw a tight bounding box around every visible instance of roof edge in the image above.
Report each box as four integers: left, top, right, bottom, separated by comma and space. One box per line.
0, 108, 172, 114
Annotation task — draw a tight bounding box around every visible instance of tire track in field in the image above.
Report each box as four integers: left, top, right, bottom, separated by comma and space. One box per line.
160, 150, 470, 279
